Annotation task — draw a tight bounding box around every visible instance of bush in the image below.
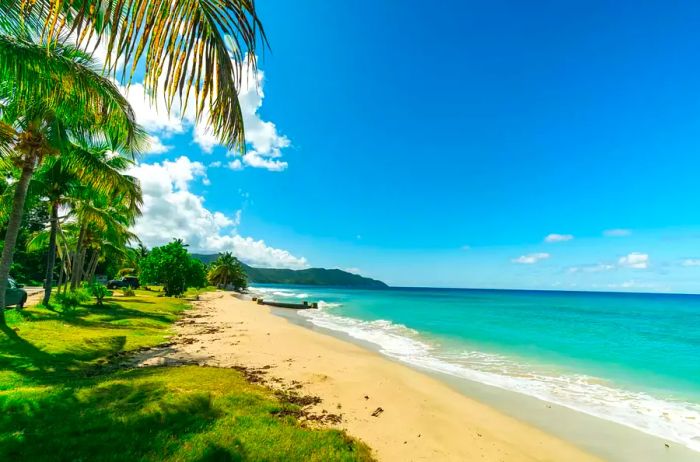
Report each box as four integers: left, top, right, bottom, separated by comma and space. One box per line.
140, 240, 207, 296
121, 288, 135, 297
86, 283, 112, 306
55, 290, 90, 311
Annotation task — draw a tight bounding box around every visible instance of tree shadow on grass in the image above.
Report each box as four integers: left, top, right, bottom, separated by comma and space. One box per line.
0, 296, 178, 385
0, 323, 128, 385
0, 368, 245, 462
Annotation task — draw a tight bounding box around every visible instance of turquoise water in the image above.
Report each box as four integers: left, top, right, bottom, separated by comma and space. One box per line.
250, 285, 700, 451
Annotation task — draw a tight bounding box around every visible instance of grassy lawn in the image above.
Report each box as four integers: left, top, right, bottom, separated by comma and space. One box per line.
0, 291, 372, 461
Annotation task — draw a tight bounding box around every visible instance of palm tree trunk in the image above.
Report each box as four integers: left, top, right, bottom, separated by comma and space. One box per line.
84, 250, 98, 283
0, 151, 37, 321
42, 201, 59, 305
88, 252, 100, 282
56, 261, 65, 295
75, 247, 87, 287
70, 226, 86, 290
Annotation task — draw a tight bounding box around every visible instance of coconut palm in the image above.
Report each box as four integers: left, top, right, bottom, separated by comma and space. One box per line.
27, 143, 141, 304
207, 251, 247, 291
7, 0, 266, 153
0, 34, 142, 319
67, 181, 140, 290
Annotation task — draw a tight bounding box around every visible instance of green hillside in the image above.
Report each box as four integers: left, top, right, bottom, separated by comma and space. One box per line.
192, 254, 388, 288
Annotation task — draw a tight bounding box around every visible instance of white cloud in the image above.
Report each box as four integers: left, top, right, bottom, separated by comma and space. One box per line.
682, 259, 700, 267
568, 263, 615, 273
618, 252, 649, 269
604, 229, 631, 237
228, 159, 244, 170
209, 161, 222, 168
236, 66, 291, 159
343, 267, 362, 274
544, 233, 573, 243
144, 135, 172, 154
234, 150, 288, 171
228, 235, 309, 269
512, 253, 550, 264
120, 82, 185, 136
128, 157, 308, 269
118, 55, 290, 169
607, 280, 658, 290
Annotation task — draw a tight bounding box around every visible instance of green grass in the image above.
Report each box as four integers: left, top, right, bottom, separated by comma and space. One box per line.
0, 291, 372, 461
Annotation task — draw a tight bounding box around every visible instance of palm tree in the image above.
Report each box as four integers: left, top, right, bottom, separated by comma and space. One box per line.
28, 144, 141, 304
0, 35, 142, 319
207, 251, 247, 291
8, 0, 267, 153
67, 182, 140, 290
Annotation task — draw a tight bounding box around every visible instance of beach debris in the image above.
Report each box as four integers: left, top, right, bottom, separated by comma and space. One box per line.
371, 407, 384, 417
364, 395, 369, 400
665, 443, 670, 448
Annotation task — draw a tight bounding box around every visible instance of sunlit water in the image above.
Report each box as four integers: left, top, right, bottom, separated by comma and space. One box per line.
249, 285, 700, 452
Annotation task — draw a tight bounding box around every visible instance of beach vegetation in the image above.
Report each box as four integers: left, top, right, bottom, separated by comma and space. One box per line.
140, 240, 208, 297
0, 290, 373, 461
207, 251, 248, 291
85, 282, 112, 306
0, 34, 142, 320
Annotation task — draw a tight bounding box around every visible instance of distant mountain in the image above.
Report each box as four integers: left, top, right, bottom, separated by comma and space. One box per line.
191, 254, 388, 289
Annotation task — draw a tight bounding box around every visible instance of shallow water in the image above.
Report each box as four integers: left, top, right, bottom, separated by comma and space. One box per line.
249, 285, 700, 453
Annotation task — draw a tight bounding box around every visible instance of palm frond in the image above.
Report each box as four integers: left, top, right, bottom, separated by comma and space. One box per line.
0, 34, 146, 153
65, 144, 143, 209
0, 121, 17, 157
20, 0, 267, 153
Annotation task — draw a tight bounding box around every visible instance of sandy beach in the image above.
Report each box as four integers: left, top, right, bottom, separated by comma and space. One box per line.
136, 291, 600, 461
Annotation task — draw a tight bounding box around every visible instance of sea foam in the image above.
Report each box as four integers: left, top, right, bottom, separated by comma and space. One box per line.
299, 305, 700, 452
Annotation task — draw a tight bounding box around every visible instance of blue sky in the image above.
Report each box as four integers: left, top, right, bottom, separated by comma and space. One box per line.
124, 1, 700, 292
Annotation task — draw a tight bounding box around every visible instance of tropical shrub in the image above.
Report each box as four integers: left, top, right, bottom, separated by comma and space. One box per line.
189, 259, 209, 289
121, 288, 135, 297
140, 240, 205, 296
86, 283, 112, 306
55, 290, 90, 311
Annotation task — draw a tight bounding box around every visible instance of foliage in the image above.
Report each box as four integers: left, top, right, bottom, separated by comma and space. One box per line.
118, 268, 136, 277
207, 252, 248, 291
140, 240, 205, 297
0, 178, 49, 285
188, 258, 209, 290
0, 32, 145, 318
121, 288, 135, 297
54, 289, 89, 311
10, 0, 267, 153
85, 282, 112, 306
0, 291, 372, 461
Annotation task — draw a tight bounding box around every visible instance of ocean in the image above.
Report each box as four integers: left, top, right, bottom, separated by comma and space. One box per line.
248, 285, 700, 453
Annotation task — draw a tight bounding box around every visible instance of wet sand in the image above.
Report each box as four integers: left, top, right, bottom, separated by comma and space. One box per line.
137, 292, 601, 461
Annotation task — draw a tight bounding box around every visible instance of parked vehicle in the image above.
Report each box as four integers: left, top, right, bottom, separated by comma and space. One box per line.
106, 276, 140, 290
4, 278, 28, 309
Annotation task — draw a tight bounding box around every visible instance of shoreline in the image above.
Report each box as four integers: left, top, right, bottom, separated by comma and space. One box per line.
142, 292, 604, 461
273, 306, 700, 462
